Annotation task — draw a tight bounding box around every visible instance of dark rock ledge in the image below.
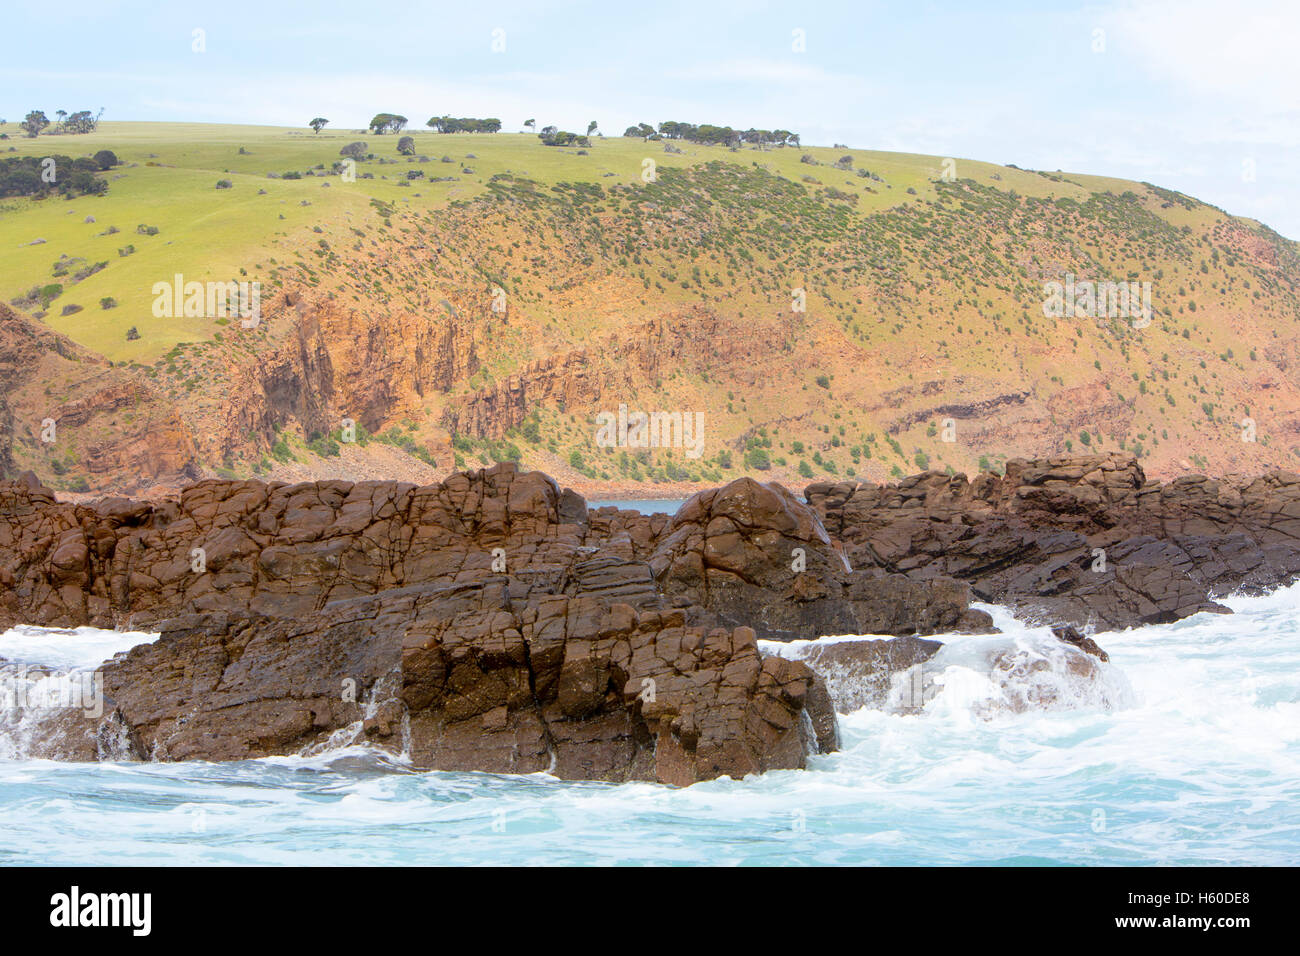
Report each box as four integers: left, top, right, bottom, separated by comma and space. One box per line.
2, 454, 1297, 782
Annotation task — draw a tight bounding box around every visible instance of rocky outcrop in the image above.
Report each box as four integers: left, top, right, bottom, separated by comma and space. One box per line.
0, 464, 847, 783
650, 478, 993, 640
98, 586, 831, 785
807, 454, 1300, 632
11, 453, 1300, 778
1051, 625, 1109, 662
773, 626, 1121, 719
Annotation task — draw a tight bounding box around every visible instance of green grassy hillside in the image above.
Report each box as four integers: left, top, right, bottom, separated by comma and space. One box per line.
2, 121, 1298, 494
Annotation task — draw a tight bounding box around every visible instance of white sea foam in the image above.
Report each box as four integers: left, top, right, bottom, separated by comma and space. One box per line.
0, 625, 159, 760
0, 625, 158, 670
0, 588, 1297, 864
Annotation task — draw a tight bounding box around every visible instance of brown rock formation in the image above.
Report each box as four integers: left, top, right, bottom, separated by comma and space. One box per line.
807, 453, 1300, 630
10, 454, 1300, 778
651, 477, 993, 639
0, 464, 844, 783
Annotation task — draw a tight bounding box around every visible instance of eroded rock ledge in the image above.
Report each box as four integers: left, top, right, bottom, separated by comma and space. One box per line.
4, 454, 1300, 780
806, 453, 1300, 629
0, 465, 850, 782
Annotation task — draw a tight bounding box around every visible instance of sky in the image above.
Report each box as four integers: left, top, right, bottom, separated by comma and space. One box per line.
4, 0, 1298, 237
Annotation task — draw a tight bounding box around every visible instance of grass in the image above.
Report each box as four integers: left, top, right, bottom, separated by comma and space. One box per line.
0, 121, 1123, 364
2, 120, 1296, 488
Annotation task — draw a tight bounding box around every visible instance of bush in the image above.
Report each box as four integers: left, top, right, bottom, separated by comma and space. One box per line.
100, 297, 117, 310
270, 436, 294, 462
215, 179, 233, 189
306, 433, 341, 458
397, 135, 415, 155
92, 150, 118, 170
0, 155, 107, 198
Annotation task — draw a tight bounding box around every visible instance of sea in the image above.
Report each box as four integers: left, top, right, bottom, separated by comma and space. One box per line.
586, 498, 686, 514
0, 584, 1297, 866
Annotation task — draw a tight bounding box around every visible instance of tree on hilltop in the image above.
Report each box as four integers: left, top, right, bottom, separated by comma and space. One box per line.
63, 110, 98, 134
426, 116, 502, 133
538, 127, 590, 147
21, 111, 49, 137
368, 113, 408, 134
309, 117, 329, 134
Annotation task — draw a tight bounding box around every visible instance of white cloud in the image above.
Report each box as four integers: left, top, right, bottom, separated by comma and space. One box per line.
1104, 0, 1300, 109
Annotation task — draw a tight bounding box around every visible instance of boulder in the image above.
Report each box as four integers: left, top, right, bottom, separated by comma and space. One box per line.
650, 477, 989, 639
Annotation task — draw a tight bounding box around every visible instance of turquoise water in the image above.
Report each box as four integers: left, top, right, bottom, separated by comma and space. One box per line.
587, 499, 686, 515
1, 588, 1298, 866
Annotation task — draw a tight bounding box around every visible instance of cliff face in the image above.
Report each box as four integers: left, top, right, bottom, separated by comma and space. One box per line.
190, 292, 480, 467
0, 304, 200, 493
441, 350, 602, 438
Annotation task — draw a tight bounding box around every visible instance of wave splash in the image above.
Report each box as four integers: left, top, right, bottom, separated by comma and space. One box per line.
767, 608, 1136, 720
0, 625, 158, 760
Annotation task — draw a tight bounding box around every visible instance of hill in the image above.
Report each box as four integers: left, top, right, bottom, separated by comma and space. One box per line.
2, 121, 1298, 496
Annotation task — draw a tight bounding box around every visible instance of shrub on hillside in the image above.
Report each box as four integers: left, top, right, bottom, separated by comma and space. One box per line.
0, 155, 107, 198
